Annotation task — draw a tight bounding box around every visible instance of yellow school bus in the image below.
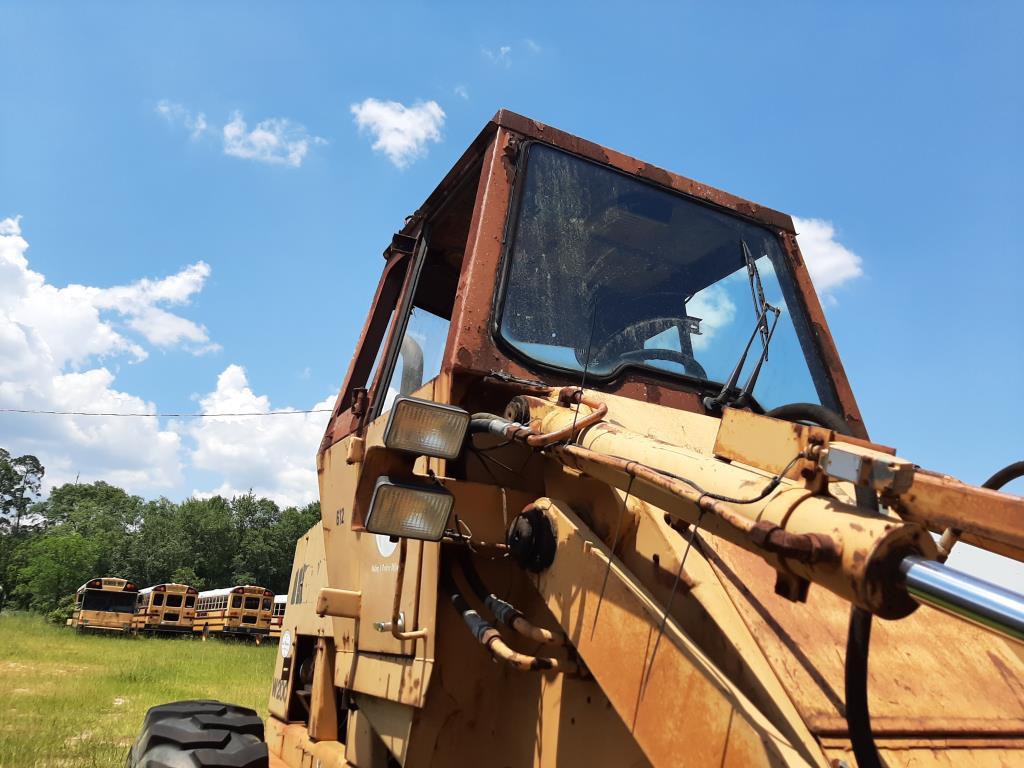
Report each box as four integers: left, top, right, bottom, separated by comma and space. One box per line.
194, 585, 274, 642
67, 577, 139, 633
269, 594, 286, 641
132, 583, 198, 634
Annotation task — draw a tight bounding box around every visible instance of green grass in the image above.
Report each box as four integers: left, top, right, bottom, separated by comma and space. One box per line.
0, 612, 276, 767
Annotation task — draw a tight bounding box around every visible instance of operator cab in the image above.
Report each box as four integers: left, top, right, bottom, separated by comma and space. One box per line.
321, 110, 863, 453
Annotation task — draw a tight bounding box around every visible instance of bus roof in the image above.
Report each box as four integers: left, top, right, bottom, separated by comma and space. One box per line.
76, 577, 137, 593
138, 583, 195, 595
274, 594, 287, 604
198, 587, 234, 599
197, 585, 268, 599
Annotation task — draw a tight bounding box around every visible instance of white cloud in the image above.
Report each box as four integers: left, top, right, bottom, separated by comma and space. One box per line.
0, 216, 194, 493
524, 39, 542, 54
454, 85, 469, 101
1, 215, 333, 506
222, 111, 325, 168
156, 101, 325, 167
186, 365, 332, 506
350, 98, 445, 169
483, 45, 513, 68
156, 100, 208, 140
792, 216, 864, 298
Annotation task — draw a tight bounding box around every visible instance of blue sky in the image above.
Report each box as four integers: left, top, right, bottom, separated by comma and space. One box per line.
1, 3, 1021, 578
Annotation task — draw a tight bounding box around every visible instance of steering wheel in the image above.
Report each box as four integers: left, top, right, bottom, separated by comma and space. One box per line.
617, 348, 708, 379
591, 317, 707, 380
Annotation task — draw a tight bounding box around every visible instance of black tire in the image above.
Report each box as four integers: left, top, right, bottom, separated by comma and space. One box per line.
126, 699, 269, 768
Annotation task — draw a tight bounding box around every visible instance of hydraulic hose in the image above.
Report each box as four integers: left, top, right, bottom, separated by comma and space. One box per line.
477, 404, 840, 565
455, 548, 564, 645
765, 402, 852, 435
983, 461, 1024, 491
768, 402, 882, 768
439, 567, 575, 673
469, 388, 608, 448
845, 606, 881, 768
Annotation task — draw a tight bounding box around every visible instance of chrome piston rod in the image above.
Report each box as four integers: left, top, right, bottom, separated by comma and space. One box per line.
900, 556, 1024, 644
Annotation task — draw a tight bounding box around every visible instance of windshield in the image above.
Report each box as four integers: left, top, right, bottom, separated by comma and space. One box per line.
497, 143, 836, 411
82, 589, 137, 614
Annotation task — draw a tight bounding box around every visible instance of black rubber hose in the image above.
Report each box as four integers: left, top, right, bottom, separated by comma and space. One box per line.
469, 413, 513, 437
845, 606, 881, 768
439, 567, 496, 645
765, 402, 852, 435
456, 548, 523, 628
767, 402, 882, 768
983, 461, 1024, 491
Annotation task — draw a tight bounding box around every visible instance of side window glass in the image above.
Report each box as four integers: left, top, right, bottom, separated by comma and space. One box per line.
153, 593, 164, 607
231, 595, 242, 609
381, 307, 451, 413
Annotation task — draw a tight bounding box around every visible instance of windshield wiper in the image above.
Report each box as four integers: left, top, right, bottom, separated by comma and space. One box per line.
702, 240, 781, 411
743, 239, 770, 353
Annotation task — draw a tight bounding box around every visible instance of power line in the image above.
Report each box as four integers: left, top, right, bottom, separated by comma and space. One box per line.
0, 407, 333, 418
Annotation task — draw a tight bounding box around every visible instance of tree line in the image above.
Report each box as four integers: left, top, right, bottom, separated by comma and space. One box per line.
0, 448, 319, 620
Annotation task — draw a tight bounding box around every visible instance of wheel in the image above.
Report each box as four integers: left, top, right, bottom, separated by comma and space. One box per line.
126, 699, 268, 767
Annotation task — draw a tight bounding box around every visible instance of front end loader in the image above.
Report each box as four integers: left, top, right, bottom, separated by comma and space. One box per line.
129, 111, 1024, 768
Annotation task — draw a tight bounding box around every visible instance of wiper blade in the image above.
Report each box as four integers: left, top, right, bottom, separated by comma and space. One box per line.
702, 302, 780, 411
742, 239, 770, 354
703, 240, 781, 411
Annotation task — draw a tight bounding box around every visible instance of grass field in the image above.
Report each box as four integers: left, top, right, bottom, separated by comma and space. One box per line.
0, 612, 276, 767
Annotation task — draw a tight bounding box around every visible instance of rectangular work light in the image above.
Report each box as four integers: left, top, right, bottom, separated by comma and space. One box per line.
383, 396, 470, 460
365, 475, 455, 542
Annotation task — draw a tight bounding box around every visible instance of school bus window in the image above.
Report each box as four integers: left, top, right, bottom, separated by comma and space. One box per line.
185, 595, 195, 608
231, 595, 242, 608
244, 596, 259, 610
262, 598, 270, 610
153, 593, 164, 607
166, 594, 182, 608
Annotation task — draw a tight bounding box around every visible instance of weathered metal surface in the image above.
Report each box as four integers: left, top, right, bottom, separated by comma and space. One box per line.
713, 407, 897, 480
777, 230, 869, 439
316, 588, 362, 619
267, 521, 332, 723
824, 744, 1024, 767
707, 536, 1024, 739
893, 471, 1024, 563
309, 636, 339, 742
267, 717, 351, 767
321, 251, 410, 452
531, 497, 820, 767
524, 391, 936, 616
491, 110, 796, 233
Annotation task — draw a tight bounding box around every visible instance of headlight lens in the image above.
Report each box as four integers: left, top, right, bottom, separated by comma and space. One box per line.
365, 476, 454, 542
383, 397, 470, 460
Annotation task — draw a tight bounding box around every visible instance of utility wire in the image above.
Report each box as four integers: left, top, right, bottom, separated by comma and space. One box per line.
0, 408, 332, 418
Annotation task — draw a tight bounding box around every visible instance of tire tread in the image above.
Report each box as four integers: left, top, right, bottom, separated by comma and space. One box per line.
127, 700, 268, 768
